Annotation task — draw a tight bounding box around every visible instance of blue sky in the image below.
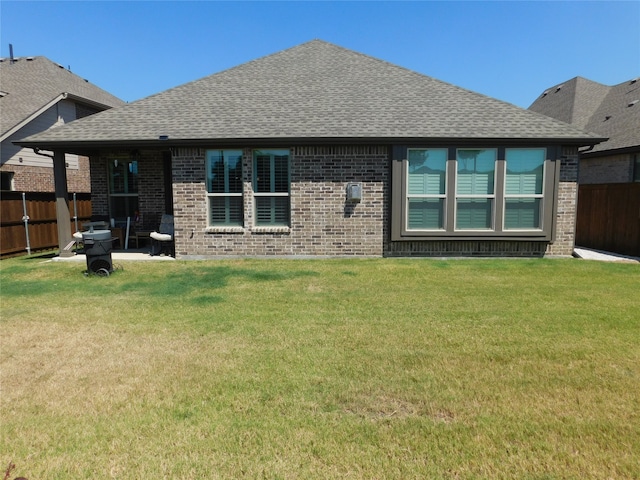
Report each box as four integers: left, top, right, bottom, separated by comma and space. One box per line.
1, 1, 638, 108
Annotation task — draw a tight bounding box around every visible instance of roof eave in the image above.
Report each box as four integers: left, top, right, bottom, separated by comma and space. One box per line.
64, 92, 123, 111
15, 135, 608, 155
580, 143, 640, 159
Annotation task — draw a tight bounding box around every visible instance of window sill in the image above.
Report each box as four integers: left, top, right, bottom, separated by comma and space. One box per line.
205, 226, 245, 234
251, 226, 291, 234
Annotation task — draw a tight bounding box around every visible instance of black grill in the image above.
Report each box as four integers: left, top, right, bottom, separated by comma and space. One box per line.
82, 230, 114, 275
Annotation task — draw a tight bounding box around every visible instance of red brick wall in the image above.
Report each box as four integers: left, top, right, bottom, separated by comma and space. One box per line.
1, 156, 91, 193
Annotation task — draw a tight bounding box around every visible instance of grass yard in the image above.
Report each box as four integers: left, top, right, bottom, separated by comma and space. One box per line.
1, 256, 639, 479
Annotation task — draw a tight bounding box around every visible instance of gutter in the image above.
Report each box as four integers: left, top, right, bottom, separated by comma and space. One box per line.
579, 144, 639, 159
15, 135, 609, 155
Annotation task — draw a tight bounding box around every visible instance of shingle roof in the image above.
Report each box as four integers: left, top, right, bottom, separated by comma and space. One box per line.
17, 40, 603, 149
529, 76, 640, 153
0, 56, 124, 140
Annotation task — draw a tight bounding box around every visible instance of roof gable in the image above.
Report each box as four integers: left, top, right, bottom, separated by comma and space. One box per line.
0, 56, 124, 140
18, 40, 603, 148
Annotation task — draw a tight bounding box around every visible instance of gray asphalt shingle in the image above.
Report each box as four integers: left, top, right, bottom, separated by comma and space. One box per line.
17, 41, 603, 146
529, 76, 640, 153
1, 56, 124, 139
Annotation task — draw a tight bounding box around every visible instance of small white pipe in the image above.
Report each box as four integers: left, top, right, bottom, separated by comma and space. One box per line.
21, 192, 31, 255
125, 217, 131, 250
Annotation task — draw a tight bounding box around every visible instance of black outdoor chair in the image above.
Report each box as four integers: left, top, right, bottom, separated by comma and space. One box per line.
150, 214, 174, 256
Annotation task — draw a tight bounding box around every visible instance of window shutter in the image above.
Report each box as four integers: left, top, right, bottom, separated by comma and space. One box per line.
504, 199, 540, 229
408, 199, 444, 230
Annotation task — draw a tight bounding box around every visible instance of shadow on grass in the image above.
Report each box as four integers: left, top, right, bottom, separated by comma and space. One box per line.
1, 264, 319, 305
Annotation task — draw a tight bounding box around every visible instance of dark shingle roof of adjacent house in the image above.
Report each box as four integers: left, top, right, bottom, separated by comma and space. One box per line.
529, 76, 640, 154
0, 56, 124, 141
17, 40, 604, 150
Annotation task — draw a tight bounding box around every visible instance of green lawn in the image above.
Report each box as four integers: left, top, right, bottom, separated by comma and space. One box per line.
1, 256, 639, 479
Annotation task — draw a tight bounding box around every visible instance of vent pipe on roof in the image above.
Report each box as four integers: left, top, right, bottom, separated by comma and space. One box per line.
9, 44, 14, 64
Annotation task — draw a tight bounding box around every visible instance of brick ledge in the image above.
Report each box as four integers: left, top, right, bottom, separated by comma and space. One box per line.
205, 226, 245, 234
251, 226, 291, 234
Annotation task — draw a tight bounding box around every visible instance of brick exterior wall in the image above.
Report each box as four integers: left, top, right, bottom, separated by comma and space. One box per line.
89, 156, 109, 218
87, 145, 580, 258
174, 146, 388, 257
545, 147, 579, 257
579, 153, 635, 184
1, 156, 91, 193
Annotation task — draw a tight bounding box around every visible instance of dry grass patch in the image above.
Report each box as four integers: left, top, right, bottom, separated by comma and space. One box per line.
2, 320, 243, 416
1, 256, 639, 478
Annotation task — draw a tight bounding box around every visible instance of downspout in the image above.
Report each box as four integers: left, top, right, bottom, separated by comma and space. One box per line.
578, 145, 595, 154
32, 147, 55, 160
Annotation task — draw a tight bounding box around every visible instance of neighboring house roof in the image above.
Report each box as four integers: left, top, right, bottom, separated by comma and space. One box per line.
0, 56, 124, 141
529, 76, 640, 154
17, 40, 604, 151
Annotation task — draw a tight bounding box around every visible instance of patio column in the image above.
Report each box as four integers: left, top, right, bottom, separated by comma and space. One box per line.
53, 149, 73, 257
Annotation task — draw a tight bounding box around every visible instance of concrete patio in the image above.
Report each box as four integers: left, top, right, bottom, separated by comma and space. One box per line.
52, 249, 175, 263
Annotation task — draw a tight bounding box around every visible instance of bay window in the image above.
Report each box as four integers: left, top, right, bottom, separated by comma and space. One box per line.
206, 150, 243, 226
392, 145, 557, 241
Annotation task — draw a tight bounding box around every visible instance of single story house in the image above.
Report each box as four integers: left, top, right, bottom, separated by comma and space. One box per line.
529, 76, 640, 184
16, 40, 605, 258
1, 55, 124, 192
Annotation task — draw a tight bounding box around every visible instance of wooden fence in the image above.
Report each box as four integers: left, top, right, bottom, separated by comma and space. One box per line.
575, 183, 640, 257
0, 192, 92, 257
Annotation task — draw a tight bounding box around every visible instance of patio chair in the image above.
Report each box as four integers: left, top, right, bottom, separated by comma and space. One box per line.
150, 214, 174, 256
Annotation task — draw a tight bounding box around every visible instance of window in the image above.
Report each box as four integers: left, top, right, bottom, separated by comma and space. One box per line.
392, 146, 556, 241
109, 158, 138, 220
1, 171, 14, 191
206, 150, 243, 226
407, 149, 447, 230
504, 149, 545, 230
456, 149, 496, 230
634, 154, 640, 182
253, 149, 290, 226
